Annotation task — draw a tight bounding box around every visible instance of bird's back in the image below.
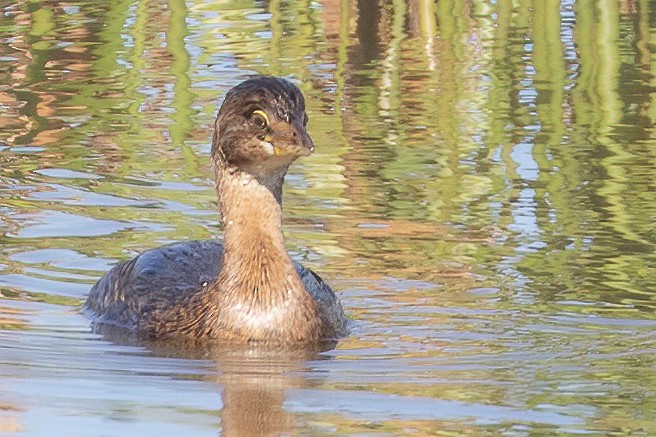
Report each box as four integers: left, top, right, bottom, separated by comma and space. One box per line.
84, 240, 348, 338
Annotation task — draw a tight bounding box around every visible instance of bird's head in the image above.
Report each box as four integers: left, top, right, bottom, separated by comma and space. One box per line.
212, 77, 314, 177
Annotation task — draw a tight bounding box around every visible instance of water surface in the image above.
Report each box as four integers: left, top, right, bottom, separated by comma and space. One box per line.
1, 0, 655, 435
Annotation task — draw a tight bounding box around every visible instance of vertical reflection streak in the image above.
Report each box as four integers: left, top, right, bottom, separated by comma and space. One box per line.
167, 0, 194, 151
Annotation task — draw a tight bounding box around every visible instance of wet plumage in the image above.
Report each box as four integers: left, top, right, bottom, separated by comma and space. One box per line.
84, 77, 349, 345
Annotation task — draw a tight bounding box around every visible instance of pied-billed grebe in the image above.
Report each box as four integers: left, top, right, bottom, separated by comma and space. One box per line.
84, 76, 348, 344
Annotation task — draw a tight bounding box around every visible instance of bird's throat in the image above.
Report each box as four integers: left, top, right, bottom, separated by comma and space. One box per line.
215, 167, 300, 304
209, 166, 325, 342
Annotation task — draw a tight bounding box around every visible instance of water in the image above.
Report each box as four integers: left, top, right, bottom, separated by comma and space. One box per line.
1, 0, 655, 434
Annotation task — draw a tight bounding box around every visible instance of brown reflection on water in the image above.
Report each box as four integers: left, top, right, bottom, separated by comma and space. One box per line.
142, 341, 328, 437
0, 0, 656, 434
213, 348, 313, 437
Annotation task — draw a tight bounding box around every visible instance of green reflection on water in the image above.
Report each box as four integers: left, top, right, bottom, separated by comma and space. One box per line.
0, 0, 655, 434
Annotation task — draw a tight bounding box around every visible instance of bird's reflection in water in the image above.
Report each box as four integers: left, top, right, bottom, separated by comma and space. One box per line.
215, 345, 329, 437
96, 325, 335, 436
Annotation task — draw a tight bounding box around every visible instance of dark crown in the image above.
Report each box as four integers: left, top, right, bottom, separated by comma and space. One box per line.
218, 76, 305, 121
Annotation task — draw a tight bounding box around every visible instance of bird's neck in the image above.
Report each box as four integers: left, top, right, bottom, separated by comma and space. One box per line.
211, 165, 325, 342
215, 165, 303, 303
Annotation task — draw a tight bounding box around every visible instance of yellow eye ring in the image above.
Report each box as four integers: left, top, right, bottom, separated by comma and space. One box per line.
251, 110, 269, 128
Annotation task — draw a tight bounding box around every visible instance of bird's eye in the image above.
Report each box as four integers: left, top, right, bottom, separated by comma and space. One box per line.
303, 113, 309, 127
251, 110, 269, 129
